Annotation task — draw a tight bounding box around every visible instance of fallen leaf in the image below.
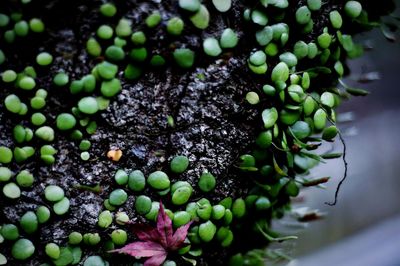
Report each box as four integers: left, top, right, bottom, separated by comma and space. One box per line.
157, 203, 174, 247
113, 242, 166, 258
144, 254, 168, 266
111, 202, 192, 266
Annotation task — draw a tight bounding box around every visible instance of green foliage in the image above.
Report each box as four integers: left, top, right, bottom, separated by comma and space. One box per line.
0, 0, 392, 264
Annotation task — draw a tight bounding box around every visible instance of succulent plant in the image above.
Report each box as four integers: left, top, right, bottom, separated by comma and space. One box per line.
0, 0, 396, 265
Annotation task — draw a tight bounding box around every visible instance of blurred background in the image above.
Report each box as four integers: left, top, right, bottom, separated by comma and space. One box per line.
280, 8, 400, 266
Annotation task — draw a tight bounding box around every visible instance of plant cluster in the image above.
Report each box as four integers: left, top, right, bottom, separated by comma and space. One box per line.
0, 0, 396, 265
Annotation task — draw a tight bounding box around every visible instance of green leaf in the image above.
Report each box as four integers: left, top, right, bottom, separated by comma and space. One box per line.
301, 151, 324, 163
270, 0, 289, 9
322, 125, 338, 140
304, 66, 331, 78
268, 177, 290, 197
188, 248, 203, 257
53, 248, 74, 266
294, 154, 319, 171
68, 246, 82, 265
74, 183, 101, 193
340, 34, 354, 52
339, 79, 370, 96
0, 253, 7, 265
286, 152, 294, 168
346, 87, 370, 96
321, 92, 335, 108
262, 107, 278, 129
239, 154, 256, 168
284, 104, 301, 111
256, 26, 273, 46
182, 256, 197, 266
238, 166, 259, 172
289, 121, 311, 139
254, 181, 272, 191
190, 5, 210, 29
354, 16, 380, 28
271, 62, 289, 83
273, 156, 288, 176
212, 0, 231, 12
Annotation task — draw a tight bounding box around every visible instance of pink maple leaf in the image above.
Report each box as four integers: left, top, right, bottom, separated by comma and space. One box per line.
111, 202, 192, 266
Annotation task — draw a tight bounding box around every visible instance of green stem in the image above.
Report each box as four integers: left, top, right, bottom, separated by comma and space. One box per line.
256, 224, 298, 243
